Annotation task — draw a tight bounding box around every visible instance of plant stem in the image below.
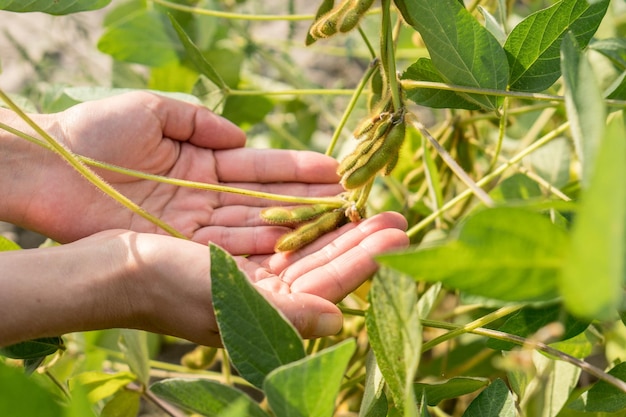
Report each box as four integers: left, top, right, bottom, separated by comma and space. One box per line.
413, 120, 495, 208
401, 80, 626, 108
421, 305, 523, 352
0, 90, 187, 239
151, 0, 315, 20
227, 88, 356, 97
420, 318, 626, 394
380, 0, 402, 111
407, 122, 570, 237
326, 61, 380, 156
0, 122, 345, 207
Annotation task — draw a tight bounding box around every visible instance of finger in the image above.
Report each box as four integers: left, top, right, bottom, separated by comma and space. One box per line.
144, 92, 246, 149
289, 227, 409, 303
264, 211, 408, 274
214, 149, 340, 183
215, 183, 343, 207
257, 289, 344, 339
191, 225, 287, 255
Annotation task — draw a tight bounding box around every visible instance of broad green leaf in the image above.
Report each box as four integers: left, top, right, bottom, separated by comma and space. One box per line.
0, 235, 20, 251
378, 208, 568, 302
210, 244, 305, 389
365, 268, 421, 414
486, 305, 589, 351
0, 362, 63, 417
222, 95, 275, 127
359, 352, 388, 417
69, 371, 136, 404
561, 32, 606, 186
98, 10, 180, 67
569, 362, 626, 412
263, 339, 356, 417
394, 0, 509, 110
489, 173, 543, 203
118, 330, 150, 386
101, 389, 141, 417
462, 379, 516, 417
0, 0, 110, 14
560, 112, 625, 320
504, 0, 610, 92
605, 71, 626, 100
0, 336, 64, 359
150, 378, 268, 417
401, 59, 481, 110
168, 14, 227, 90
519, 351, 581, 417
414, 377, 490, 407
590, 38, 626, 70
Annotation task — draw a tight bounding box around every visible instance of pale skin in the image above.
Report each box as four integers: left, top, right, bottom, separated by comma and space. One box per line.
0, 91, 409, 347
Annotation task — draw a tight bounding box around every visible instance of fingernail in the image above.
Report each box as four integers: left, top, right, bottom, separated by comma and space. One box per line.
314, 313, 343, 337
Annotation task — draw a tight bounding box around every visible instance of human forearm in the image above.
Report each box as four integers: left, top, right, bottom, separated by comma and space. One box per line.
0, 231, 137, 346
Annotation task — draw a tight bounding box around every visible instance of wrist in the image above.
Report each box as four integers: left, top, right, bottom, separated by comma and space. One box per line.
0, 108, 63, 228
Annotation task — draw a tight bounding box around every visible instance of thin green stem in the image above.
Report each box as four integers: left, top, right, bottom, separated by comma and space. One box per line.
0, 122, 345, 207
413, 120, 495, 208
358, 26, 377, 59
380, 0, 401, 111
420, 318, 626, 394
326, 61, 380, 156
489, 96, 509, 172
421, 305, 523, 352
227, 88, 356, 97
0, 90, 186, 239
151, 0, 315, 20
407, 122, 570, 237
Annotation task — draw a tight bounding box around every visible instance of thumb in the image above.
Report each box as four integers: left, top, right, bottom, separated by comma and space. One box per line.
259, 290, 344, 339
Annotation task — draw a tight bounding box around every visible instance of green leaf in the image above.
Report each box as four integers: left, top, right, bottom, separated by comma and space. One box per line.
394, 0, 509, 110
414, 377, 490, 407
150, 378, 268, 417
560, 112, 626, 321
365, 268, 421, 414
168, 14, 227, 90
504, 0, 610, 92
519, 351, 581, 417
401, 58, 481, 110
263, 339, 356, 417
561, 32, 607, 186
222, 95, 275, 127
486, 305, 589, 351
100, 389, 141, 417
359, 352, 388, 417
378, 207, 568, 302
0, 235, 21, 251
98, 10, 180, 67
569, 362, 626, 412
0, 336, 64, 359
118, 330, 150, 387
605, 71, 626, 100
0, 362, 63, 417
462, 379, 516, 417
70, 371, 136, 404
0, 0, 110, 14
590, 38, 626, 70
210, 243, 305, 389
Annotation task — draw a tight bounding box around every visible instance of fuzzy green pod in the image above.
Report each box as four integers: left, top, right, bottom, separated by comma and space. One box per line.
338, 121, 390, 175
342, 120, 406, 189
306, 0, 336, 45
338, 0, 375, 33
260, 204, 335, 226
309, 0, 352, 41
275, 210, 347, 252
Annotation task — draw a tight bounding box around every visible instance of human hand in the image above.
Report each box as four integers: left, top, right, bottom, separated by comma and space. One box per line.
122, 211, 408, 346
17, 92, 341, 251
